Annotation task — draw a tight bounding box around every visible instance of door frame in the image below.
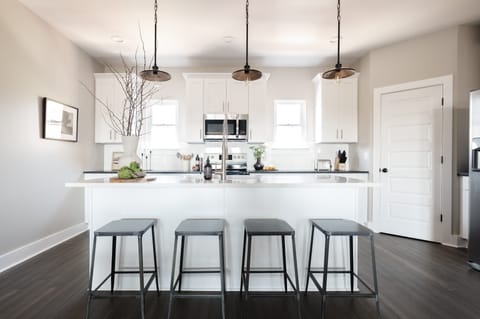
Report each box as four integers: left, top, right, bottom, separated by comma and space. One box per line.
372, 75, 453, 243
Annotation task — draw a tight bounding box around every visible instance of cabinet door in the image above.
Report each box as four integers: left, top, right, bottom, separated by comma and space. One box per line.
337, 78, 358, 143
204, 78, 226, 113
248, 80, 269, 143
318, 79, 340, 143
94, 74, 122, 143
227, 79, 249, 114
185, 78, 204, 143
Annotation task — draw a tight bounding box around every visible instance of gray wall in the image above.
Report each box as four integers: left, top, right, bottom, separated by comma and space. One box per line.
353, 25, 480, 234
0, 0, 102, 255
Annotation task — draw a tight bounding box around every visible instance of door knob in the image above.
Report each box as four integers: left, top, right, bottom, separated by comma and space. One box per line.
380, 168, 388, 173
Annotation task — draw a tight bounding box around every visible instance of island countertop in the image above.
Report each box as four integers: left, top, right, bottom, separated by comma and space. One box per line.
67, 174, 377, 188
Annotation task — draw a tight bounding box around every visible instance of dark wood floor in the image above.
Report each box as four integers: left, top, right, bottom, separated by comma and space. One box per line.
1, 231, 480, 319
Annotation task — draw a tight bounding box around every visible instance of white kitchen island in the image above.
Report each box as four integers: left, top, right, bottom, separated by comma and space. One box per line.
67, 174, 375, 292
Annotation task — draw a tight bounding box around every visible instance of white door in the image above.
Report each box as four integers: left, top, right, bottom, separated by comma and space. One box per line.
226, 79, 249, 114
379, 85, 443, 242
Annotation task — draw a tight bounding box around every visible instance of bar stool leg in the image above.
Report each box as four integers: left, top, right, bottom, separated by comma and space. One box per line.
281, 235, 288, 292
291, 235, 300, 301
151, 225, 160, 294
110, 236, 117, 293
178, 236, 186, 292
370, 235, 381, 319
245, 234, 252, 300
240, 230, 247, 295
167, 235, 179, 319
85, 235, 97, 319
219, 233, 226, 319
349, 235, 354, 293
321, 235, 330, 319
305, 224, 315, 292
137, 235, 145, 319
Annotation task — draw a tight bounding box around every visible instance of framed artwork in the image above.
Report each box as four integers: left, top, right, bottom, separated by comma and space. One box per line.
43, 97, 78, 142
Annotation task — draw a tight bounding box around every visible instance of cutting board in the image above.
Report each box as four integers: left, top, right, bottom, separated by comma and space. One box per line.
109, 177, 157, 183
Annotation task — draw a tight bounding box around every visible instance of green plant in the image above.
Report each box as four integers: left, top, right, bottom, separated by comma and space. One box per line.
250, 145, 266, 159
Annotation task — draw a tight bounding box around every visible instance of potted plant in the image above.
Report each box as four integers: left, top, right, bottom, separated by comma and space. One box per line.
250, 144, 266, 171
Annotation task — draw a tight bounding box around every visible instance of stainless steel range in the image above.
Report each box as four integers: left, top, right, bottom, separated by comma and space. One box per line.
204, 152, 249, 175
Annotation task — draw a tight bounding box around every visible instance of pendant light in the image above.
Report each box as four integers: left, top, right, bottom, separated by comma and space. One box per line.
140, 0, 171, 82
232, 0, 262, 82
322, 0, 356, 80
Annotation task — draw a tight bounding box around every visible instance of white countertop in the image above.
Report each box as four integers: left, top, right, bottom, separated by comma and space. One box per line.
66, 174, 378, 188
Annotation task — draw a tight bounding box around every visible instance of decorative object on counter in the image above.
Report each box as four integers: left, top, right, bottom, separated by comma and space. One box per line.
250, 144, 266, 170
117, 161, 146, 179
204, 157, 213, 180
335, 150, 347, 171
140, 0, 171, 82
42, 98, 78, 142
119, 136, 142, 167
192, 154, 202, 172
322, 0, 356, 81
263, 165, 277, 171
177, 152, 194, 172
232, 0, 262, 82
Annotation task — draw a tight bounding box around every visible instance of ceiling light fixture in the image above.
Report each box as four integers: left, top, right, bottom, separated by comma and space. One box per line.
322, 0, 356, 80
140, 0, 171, 82
232, 0, 262, 82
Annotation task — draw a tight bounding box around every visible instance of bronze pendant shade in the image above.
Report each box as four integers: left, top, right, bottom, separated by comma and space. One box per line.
140, 0, 171, 82
232, 0, 262, 82
322, 0, 356, 80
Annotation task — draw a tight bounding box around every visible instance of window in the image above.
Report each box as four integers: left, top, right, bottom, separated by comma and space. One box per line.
273, 100, 307, 147
148, 100, 179, 149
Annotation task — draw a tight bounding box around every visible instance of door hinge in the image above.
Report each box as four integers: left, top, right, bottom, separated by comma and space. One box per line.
441, 97, 444, 106
441, 156, 444, 164
440, 214, 443, 222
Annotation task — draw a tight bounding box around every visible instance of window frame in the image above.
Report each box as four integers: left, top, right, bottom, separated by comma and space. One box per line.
272, 99, 308, 149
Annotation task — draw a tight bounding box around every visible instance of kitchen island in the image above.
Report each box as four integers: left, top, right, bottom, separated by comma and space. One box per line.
67, 174, 375, 292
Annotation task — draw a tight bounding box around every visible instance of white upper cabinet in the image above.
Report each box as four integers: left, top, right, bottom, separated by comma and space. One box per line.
248, 79, 270, 143
226, 79, 249, 114
94, 73, 124, 143
203, 77, 249, 114
313, 75, 358, 143
184, 78, 204, 143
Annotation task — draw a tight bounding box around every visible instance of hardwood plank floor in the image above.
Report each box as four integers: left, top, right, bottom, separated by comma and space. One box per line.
1, 231, 480, 319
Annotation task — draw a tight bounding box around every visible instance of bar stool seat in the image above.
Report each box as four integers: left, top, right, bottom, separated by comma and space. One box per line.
167, 218, 226, 319
240, 218, 301, 317
305, 218, 380, 319
86, 219, 159, 319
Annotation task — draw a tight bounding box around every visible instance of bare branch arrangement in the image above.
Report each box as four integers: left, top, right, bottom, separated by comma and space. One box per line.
82, 29, 160, 137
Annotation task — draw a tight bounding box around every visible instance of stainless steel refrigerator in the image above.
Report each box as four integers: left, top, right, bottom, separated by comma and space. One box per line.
469, 89, 480, 271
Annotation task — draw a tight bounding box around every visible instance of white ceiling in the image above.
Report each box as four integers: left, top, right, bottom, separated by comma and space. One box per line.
18, 0, 480, 68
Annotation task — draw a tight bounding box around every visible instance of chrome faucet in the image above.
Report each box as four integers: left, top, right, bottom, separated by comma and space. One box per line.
219, 112, 228, 181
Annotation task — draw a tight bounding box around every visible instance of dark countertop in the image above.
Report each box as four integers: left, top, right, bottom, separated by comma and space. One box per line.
84, 170, 369, 174
458, 171, 469, 176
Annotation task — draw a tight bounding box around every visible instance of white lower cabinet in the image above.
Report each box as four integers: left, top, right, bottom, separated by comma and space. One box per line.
460, 176, 470, 239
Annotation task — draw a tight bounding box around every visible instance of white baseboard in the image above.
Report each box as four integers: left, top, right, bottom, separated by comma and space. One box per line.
0, 222, 88, 273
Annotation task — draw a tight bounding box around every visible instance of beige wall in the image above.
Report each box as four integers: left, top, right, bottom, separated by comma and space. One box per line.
0, 0, 102, 255
354, 25, 480, 234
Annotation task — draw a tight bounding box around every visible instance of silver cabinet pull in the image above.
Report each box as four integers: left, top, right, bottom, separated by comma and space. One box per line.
341, 129, 343, 139
249, 129, 252, 140
336, 129, 339, 139
200, 129, 202, 139
109, 130, 112, 140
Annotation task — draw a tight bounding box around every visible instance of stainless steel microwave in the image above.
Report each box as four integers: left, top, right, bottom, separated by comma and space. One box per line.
204, 114, 248, 141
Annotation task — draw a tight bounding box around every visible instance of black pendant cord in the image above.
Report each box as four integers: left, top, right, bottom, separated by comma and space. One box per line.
245, 0, 250, 69
153, 0, 158, 70
336, 0, 341, 69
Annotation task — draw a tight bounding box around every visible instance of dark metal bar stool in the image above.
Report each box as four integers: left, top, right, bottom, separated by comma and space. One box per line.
167, 218, 226, 319
86, 219, 159, 319
305, 218, 380, 319
240, 218, 300, 304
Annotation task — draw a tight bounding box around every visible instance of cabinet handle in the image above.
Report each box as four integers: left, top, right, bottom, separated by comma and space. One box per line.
249, 129, 252, 140
222, 102, 225, 113
110, 130, 112, 140
200, 129, 202, 139
341, 129, 343, 139
227, 101, 230, 112
336, 129, 339, 139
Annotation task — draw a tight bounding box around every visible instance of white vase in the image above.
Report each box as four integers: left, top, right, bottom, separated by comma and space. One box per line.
118, 135, 141, 168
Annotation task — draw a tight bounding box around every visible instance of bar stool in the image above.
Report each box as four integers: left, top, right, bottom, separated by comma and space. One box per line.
240, 218, 300, 303
86, 219, 159, 319
167, 218, 226, 319
305, 218, 380, 319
